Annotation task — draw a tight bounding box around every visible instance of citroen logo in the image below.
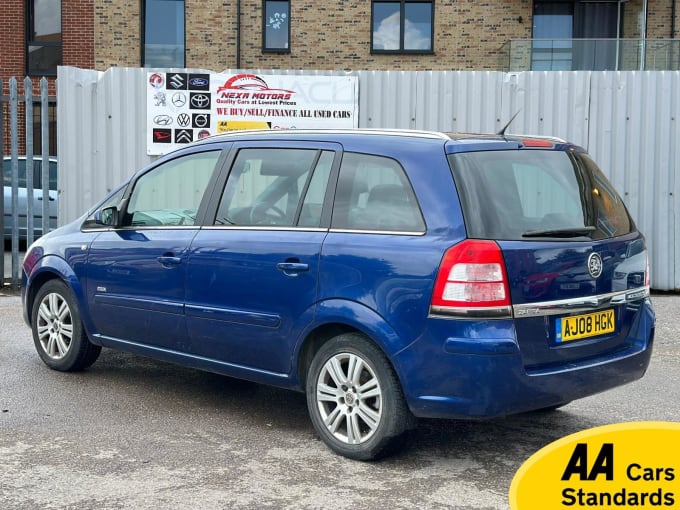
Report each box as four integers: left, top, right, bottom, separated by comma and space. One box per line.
588, 252, 603, 279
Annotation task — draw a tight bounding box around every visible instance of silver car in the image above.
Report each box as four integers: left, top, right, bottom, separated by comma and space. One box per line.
3, 156, 58, 241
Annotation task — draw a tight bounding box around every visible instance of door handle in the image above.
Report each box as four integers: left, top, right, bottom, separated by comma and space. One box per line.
276, 262, 309, 275
157, 255, 182, 266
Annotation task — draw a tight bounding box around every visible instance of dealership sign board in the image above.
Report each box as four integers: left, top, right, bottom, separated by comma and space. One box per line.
146, 72, 359, 155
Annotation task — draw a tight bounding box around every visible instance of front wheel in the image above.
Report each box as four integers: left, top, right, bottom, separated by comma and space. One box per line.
31, 280, 101, 371
306, 333, 415, 460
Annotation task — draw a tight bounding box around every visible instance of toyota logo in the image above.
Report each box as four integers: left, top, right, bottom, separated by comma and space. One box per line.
588, 253, 603, 279
190, 94, 210, 109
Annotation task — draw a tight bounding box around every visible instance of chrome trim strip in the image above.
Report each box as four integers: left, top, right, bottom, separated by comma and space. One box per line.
429, 286, 649, 320
329, 228, 426, 236
201, 226, 327, 232
512, 287, 650, 318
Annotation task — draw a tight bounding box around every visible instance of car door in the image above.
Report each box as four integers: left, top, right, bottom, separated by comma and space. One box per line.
185, 142, 339, 374
86, 148, 226, 351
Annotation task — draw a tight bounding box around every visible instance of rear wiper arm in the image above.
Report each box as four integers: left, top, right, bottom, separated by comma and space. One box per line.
522, 226, 596, 238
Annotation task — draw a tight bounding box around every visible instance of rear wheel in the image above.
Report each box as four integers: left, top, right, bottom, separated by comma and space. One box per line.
31, 280, 101, 371
306, 333, 415, 460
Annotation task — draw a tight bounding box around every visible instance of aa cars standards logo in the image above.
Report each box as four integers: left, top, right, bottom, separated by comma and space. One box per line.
509, 422, 680, 509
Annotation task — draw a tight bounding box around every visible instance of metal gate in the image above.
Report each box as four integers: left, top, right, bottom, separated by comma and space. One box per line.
1, 77, 56, 289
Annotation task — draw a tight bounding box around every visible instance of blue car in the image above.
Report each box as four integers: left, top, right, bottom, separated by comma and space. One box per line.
22, 130, 654, 460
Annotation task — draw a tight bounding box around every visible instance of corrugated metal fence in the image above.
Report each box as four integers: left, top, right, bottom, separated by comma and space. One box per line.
52, 67, 680, 291
1, 77, 55, 288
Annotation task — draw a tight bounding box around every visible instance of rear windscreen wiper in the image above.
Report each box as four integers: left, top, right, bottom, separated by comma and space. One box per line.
522, 226, 596, 238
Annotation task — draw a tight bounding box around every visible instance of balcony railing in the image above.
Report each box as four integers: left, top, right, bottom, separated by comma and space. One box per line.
499, 39, 680, 72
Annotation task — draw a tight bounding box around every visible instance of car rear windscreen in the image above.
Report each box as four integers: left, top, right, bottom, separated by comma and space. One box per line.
448, 150, 633, 241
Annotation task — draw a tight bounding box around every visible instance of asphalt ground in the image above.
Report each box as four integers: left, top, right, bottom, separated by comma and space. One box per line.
1, 293, 678, 509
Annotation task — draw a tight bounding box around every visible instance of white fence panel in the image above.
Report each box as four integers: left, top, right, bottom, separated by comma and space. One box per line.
57, 67, 680, 290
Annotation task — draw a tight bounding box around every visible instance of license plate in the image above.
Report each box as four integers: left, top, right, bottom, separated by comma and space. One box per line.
555, 309, 615, 343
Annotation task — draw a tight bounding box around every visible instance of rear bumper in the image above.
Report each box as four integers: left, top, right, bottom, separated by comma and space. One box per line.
394, 298, 655, 419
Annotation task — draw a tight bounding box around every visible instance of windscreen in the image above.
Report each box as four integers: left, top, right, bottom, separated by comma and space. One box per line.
448, 150, 633, 241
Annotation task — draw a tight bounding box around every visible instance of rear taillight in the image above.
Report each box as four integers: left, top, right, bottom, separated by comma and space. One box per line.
431, 240, 511, 313
645, 252, 651, 287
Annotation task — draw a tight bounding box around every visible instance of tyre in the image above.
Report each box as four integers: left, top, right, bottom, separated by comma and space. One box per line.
306, 333, 415, 460
31, 280, 101, 371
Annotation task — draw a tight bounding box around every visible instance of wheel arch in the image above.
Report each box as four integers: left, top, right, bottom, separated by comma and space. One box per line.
24, 256, 92, 337
294, 299, 410, 392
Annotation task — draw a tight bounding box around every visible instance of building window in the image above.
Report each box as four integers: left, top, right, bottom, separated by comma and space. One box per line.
143, 0, 185, 68
371, 0, 433, 53
263, 0, 290, 52
26, 0, 62, 76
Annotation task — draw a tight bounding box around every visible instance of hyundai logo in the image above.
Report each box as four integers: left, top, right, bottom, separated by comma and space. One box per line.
189, 77, 209, 87
588, 252, 603, 279
190, 94, 210, 109
153, 115, 173, 126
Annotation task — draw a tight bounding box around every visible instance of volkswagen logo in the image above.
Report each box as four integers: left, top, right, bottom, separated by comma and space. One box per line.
190, 93, 210, 109
588, 252, 603, 279
172, 93, 187, 107
153, 115, 173, 126
177, 113, 191, 127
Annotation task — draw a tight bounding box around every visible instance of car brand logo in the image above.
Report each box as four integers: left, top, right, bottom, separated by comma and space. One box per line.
197, 129, 211, 139
152, 128, 172, 143
153, 92, 167, 107
175, 129, 193, 143
189, 77, 209, 87
167, 73, 187, 90
177, 113, 191, 127
188, 74, 210, 90
149, 73, 164, 89
588, 253, 603, 279
192, 113, 209, 128
153, 115, 173, 126
171, 92, 187, 108
190, 93, 211, 109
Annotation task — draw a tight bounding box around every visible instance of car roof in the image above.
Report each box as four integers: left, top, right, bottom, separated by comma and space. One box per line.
190, 128, 582, 153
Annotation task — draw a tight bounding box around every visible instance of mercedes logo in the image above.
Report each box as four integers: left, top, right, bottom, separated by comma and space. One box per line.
587, 252, 603, 279
172, 93, 187, 107
190, 93, 210, 109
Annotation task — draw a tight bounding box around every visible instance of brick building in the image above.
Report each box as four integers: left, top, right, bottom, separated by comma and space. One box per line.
1, 0, 679, 154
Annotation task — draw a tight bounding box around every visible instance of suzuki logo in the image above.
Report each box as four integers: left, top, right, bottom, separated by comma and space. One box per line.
168, 74, 186, 89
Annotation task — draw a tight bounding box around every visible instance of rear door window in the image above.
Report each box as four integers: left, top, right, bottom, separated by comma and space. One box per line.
214, 148, 333, 227
331, 152, 425, 233
448, 150, 632, 240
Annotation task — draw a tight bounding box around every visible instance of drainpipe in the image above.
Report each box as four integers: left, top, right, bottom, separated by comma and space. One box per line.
236, 0, 242, 69
640, 0, 648, 69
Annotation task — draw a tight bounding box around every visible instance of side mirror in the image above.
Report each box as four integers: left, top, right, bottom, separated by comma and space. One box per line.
94, 206, 119, 227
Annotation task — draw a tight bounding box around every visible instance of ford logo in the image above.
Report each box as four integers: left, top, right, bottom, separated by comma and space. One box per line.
189, 77, 209, 87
